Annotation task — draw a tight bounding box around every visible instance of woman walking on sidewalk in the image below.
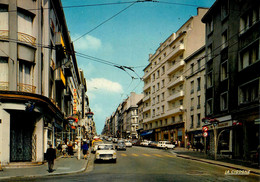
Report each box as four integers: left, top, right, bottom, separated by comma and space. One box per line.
82, 142, 89, 160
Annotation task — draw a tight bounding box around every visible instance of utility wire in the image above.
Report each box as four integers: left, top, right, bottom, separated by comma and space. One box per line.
73, 1, 137, 42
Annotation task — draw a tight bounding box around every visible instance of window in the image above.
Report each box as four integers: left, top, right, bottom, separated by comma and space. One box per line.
221, 61, 228, 81
0, 7, 8, 30
179, 84, 183, 90
156, 121, 158, 127
179, 99, 183, 105
158, 57, 161, 61
190, 115, 194, 128
157, 95, 160, 103
162, 66, 165, 74
197, 59, 201, 71
240, 43, 259, 70
180, 39, 184, 44
191, 63, 194, 74
206, 99, 213, 115
197, 77, 201, 91
160, 120, 162, 126
152, 74, 155, 81
239, 79, 259, 104
222, 30, 228, 49
240, 8, 259, 34
164, 53, 166, 57
152, 109, 155, 116
172, 117, 175, 123
157, 70, 160, 78
165, 119, 167, 125
149, 123, 152, 128
191, 98, 194, 111
207, 71, 213, 88
197, 95, 201, 108
221, 0, 228, 20
208, 45, 212, 60
0, 57, 8, 84
179, 114, 183, 121
161, 92, 165, 101
18, 11, 33, 35
152, 85, 155, 93
197, 114, 201, 127
191, 81, 194, 93
220, 92, 228, 110
19, 61, 32, 85
162, 79, 165, 88
208, 18, 213, 33
172, 60, 176, 65
153, 97, 155, 105
162, 105, 165, 113
180, 54, 183, 59
157, 83, 160, 91
171, 88, 175, 94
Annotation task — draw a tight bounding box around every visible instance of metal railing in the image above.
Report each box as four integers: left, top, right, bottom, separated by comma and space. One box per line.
17, 83, 36, 93
0, 82, 9, 91
0, 30, 9, 40
17, 32, 36, 46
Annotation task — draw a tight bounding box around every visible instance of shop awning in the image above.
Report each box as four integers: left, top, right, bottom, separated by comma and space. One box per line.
140, 130, 153, 136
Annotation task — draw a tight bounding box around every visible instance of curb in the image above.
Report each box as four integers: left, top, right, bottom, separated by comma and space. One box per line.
175, 154, 260, 176
0, 156, 90, 180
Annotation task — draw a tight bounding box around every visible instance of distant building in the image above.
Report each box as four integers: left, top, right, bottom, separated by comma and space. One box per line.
184, 46, 206, 146
142, 8, 208, 146
202, 0, 259, 159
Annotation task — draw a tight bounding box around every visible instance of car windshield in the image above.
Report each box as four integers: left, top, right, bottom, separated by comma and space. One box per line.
98, 145, 113, 150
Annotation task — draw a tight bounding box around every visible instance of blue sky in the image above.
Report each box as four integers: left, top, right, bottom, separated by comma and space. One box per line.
61, 0, 216, 134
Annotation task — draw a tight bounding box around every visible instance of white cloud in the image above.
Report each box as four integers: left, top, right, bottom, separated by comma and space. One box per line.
73, 35, 101, 51
87, 78, 123, 93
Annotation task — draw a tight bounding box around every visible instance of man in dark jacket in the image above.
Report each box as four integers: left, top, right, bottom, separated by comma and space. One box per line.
46, 144, 56, 172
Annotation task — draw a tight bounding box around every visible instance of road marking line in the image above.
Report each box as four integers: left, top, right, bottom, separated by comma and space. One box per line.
164, 154, 175, 158
132, 154, 138, 157
153, 154, 162, 157
142, 154, 151, 157
121, 154, 127, 157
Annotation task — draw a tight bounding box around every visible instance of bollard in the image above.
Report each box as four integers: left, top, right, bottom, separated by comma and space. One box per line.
0, 161, 3, 171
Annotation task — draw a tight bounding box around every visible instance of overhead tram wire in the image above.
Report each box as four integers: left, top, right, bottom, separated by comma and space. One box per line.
73, 1, 138, 43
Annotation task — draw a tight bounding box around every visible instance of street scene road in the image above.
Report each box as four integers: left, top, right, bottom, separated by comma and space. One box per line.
3, 145, 259, 182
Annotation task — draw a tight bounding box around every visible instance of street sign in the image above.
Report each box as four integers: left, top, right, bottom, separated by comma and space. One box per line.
203, 131, 208, 137
202, 126, 208, 132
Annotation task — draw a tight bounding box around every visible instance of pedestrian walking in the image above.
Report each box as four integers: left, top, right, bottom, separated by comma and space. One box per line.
62, 142, 67, 157
82, 141, 89, 159
67, 141, 74, 157
46, 144, 56, 172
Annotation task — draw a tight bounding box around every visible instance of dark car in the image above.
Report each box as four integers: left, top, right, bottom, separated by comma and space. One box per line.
116, 140, 126, 151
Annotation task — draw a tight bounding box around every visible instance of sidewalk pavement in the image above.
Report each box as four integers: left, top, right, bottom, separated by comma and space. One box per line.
0, 155, 89, 181
171, 147, 260, 175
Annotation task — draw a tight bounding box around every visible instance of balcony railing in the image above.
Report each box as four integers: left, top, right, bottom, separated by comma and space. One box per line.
0, 30, 9, 40
0, 82, 9, 90
167, 90, 184, 102
167, 76, 184, 88
167, 60, 185, 75
17, 83, 36, 93
18, 32, 36, 46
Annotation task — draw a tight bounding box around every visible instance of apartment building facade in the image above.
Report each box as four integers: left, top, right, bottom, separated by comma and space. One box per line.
142, 8, 208, 145
202, 0, 259, 159
184, 46, 206, 146
0, 0, 88, 165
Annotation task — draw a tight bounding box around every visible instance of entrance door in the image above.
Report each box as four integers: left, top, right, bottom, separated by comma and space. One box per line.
10, 112, 34, 162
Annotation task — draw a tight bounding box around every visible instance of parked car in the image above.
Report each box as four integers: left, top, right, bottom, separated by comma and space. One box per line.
116, 140, 126, 150
140, 140, 151, 146
92, 141, 104, 153
95, 144, 117, 163
157, 141, 175, 149
149, 141, 159, 148
125, 140, 132, 147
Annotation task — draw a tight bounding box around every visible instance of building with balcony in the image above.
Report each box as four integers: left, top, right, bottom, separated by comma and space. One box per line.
0, 0, 89, 165
142, 8, 208, 145
184, 46, 206, 147
202, 0, 259, 160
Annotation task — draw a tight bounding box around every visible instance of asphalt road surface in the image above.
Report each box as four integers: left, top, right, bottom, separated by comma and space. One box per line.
6, 146, 259, 182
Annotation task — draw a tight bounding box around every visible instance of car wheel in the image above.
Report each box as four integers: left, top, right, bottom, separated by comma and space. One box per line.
113, 159, 117, 163
165, 147, 168, 150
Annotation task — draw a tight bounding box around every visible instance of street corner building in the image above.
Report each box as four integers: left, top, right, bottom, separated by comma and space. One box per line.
0, 0, 93, 166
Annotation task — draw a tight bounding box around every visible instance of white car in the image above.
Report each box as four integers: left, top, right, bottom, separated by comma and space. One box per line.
125, 141, 132, 147
95, 144, 117, 163
157, 141, 175, 149
91, 141, 104, 153
140, 140, 151, 146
